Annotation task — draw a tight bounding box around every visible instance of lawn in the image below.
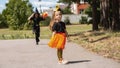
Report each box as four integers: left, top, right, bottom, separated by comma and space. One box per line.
0, 24, 120, 62
0, 24, 92, 40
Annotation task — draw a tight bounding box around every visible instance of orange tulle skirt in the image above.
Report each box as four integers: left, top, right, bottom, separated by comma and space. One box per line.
48, 33, 66, 49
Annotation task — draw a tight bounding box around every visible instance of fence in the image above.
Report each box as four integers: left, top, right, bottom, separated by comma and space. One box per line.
61, 14, 89, 24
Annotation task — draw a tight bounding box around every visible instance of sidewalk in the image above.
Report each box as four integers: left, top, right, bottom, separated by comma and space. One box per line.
0, 39, 120, 68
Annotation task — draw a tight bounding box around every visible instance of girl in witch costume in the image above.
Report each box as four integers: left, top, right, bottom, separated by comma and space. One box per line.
48, 7, 69, 64
28, 8, 47, 45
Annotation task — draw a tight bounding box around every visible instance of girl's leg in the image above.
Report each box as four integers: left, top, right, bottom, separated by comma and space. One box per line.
35, 33, 39, 44
35, 26, 40, 45
57, 49, 68, 64
57, 49, 63, 62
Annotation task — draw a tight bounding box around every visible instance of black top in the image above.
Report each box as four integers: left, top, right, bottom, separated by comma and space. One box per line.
30, 17, 44, 27
52, 21, 66, 33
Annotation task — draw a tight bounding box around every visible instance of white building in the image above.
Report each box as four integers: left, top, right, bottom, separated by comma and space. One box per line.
70, 0, 89, 14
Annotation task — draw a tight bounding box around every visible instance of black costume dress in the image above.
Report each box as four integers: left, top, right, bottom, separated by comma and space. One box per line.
30, 17, 44, 44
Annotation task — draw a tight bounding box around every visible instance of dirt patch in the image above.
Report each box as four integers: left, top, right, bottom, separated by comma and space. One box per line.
69, 31, 120, 62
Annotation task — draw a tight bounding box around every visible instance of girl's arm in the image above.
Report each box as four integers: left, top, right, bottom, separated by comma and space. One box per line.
28, 13, 34, 24
65, 29, 69, 37
52, 31, 56, 38
65, 29, 70, 42
28, 13, 34, 20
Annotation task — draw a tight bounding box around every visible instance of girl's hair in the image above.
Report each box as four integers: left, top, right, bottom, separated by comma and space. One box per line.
33, 8, 40, 18
49, 8, 62, 30
33, 13, 40, 18
49, 11, 55, 30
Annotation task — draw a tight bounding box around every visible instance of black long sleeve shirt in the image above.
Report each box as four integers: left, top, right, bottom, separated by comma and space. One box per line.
52, 21, 66, 33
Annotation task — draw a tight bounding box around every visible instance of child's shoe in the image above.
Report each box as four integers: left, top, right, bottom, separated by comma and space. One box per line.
58, 60, 68, 65
61, 60, 68, 64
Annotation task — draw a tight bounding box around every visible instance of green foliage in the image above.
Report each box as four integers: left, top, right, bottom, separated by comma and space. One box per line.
62, 7, 72, 14
23, 22, 33, 30
40, 17, 51, 26
84, 6, 92, 17
81, 7, 93, 24
58, 0, 78, 3
79, 15, 92, 24
79, 16, 87, 24
0, 34, 33, 39
0, 14, 8, 28
3, 0, 33, 30
0, 24, 92, 40
64, 16, 71, 25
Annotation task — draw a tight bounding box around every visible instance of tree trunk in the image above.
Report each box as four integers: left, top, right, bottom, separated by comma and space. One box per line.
111, 0, 120, 31
100, 0, 110, 30
91, 0, 99, 31
119, 0, 120, 22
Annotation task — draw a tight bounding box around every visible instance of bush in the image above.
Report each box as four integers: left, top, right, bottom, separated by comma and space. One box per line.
83, 6, 92, 17
79, 16, 88, 24
0, 21, 8, 28
64, 16, 71, 25
0, 14, 8, 28
87, 17, 92, 24
79, 6, 93, 24
79, 14, 92, 24
40, 16, 51, 26
23, 22, 33, 30
62, 7, 72, 14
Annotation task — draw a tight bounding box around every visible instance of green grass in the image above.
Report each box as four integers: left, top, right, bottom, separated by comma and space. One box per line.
66, 24, 92, 34
0, 24, 120, 62
0, 24, 92, 40
0, 29, 34, 39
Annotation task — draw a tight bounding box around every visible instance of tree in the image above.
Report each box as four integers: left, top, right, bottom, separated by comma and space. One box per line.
111, 0, 120, 31
58, 0, 80, 12
0, 14, 8, 28
59, 0, 100, 31
100, 0, 111, 30
3, 0, 33, 30
86, 0, 100, 31
99, 0, 120, 31
58, 0, 80, 3
59, 0, 120, 31
91, 0, 100, 31
62, 7, 72, 14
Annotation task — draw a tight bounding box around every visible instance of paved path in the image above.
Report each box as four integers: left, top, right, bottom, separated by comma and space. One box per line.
0, 39, 120, 68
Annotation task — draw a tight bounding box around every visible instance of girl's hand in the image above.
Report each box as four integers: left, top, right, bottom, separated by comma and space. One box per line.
65, 29, 70, 42
65, 29, 68, 37
52, 32, 56, 38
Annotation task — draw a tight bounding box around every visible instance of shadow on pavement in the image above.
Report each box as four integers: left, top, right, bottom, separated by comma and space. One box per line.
67, 60, 91, 64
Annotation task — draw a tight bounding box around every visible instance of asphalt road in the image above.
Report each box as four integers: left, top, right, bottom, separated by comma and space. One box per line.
0, 39, 120, 68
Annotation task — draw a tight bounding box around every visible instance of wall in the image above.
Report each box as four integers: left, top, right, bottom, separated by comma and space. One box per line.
62, 14, 86, 24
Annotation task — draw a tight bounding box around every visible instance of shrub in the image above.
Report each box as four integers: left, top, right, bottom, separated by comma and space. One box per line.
0, 14, 8, 28
79, 14, 92, 24
23, 22, 33, 30
83, 6, 92, 17
79, 16, 87, 24
40, 16, 51, 26
64, 16, 71, 25
62, 7, 72, 14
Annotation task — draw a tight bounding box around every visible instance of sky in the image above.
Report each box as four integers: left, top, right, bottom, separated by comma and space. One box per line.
0, 0, 59, 13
